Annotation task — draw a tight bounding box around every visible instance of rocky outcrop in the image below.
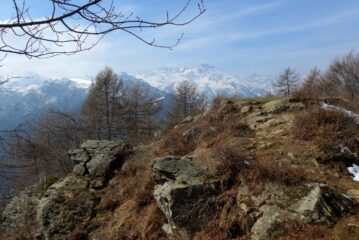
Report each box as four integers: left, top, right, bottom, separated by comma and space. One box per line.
36, 176, 96, 240
290, 184, 356, 225
1, 184, 42, 232
69, 140, 132, 188
152, 156, 221, 239
237, 183, 357, 240
151, 156, 208, 183
1, 140, 131, 239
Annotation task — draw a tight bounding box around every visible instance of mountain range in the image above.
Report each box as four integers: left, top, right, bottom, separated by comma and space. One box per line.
0, 65, 272, 129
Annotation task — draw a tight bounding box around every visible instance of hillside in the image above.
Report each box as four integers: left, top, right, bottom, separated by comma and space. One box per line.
1, 97, 359, 240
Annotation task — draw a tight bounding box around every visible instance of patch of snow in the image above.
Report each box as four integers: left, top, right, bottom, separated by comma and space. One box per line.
320, 102, 359, 124
68, 78, 93, 89
153, 96, 165, 102
348, 164, 359, 181
45, 97, 57, 104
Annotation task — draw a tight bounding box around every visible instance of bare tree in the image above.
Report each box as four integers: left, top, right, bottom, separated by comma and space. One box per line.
273, 67, 300, 96
81, 67, 126, 140
295, 67, 321, 98
1, 109, 82, 191
0, 0, 206, 59
166, 80, 207, 126
323, 52, 359, 101
125, 83, 161, 144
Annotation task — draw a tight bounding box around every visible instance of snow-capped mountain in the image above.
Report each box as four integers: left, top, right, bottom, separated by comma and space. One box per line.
0, 76, 92, 129
0, 73, 170, 129
0, 65, 271, 129
136, 64, 271, 98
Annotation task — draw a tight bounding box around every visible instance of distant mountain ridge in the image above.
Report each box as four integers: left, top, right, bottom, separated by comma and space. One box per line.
136, 64, 272, 98
0, 66, 271, 129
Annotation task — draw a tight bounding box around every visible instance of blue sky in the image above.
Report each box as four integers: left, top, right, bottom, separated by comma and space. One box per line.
1, 0, 359, 78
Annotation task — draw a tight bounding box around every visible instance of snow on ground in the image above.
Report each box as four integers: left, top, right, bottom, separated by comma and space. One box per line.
320, 103, 359, 181
320, 102, 359, 124
348, 164, 359, 181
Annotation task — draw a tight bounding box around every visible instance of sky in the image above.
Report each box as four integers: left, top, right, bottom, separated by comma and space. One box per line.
1, 0, 359, 79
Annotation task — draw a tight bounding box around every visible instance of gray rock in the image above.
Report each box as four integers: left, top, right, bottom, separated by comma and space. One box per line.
290, 184, 356, 225
251, 205, 296, 240
246, 183, 357, 240
70, 140, 132, 180
154, 180, 220, 238
1, 184, 42, 232
152, 155, 221, 238
36, 176, 96, 240
72, 162, 87, 176
90, 179, 105, 189
181, 116, 194, 124
151, 156, 208, 184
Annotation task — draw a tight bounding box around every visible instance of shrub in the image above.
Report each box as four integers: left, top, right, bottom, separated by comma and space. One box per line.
255, 158, 307, 186
213, 144, 250, 183
213, 144, 307, 186
1, 226, 35, 240
159, 130, 195, 156
43, 175, 59, 191
292, 106, 358, 143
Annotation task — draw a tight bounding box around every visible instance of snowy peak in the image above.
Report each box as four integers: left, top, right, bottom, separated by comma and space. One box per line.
136, 65, 270, 98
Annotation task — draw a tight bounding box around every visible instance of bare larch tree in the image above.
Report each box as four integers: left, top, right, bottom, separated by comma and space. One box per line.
323, 52, 359, 102
125, 83, 161, 145
296, 67, 321, 98
0, 0, 206, 59
81, 67, 125, 140
274, 67, 300, 96
166, 80, 207, 126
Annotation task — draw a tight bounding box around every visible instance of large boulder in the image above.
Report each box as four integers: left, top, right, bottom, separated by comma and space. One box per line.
69, 140, 132, 182
154, 180, 220, 238
152, 156, 221, 239
241, 183, 357, 240
251, 205, 296, 240
290, 184, 356, 225
36, 176, 97, 240
151, 156, 208, 183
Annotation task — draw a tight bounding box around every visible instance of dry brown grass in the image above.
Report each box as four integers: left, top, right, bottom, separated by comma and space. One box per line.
292, 105, 359, 166
213, 143, 250, 183
293, 106, 357, 142
255, 156, 308, 186
91, 148, 167, 239
278, 222, 333, 240
212, 143, 308, 186
1, 226, 35, 240
158, 130, 196, 156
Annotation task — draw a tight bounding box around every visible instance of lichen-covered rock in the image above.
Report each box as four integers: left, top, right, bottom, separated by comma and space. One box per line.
69, 140, 132, 180
262, 98, 290, 114
1, 184, 42, 232
243, 183, 357, 240
290, 184, 356, 225
251, 205, 296, 240
154, 180, 220, 238
36, 176, 97, 240
151, 156, 208, 184
152, 156, 220, 238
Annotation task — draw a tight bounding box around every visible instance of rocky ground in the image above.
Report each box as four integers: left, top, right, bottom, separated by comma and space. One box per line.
1, 97, 359, 240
